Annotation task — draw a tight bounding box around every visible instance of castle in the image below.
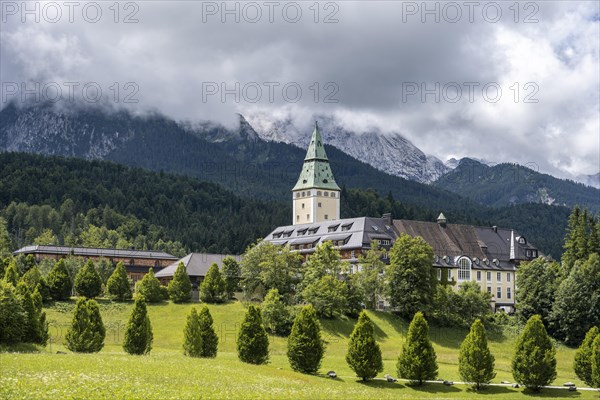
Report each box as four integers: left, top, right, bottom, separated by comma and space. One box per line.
264, 122, 541, 313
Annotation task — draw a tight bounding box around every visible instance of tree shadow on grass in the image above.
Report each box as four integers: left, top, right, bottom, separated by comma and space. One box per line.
0, 343, 40, 353
371, 311, 408, 336
319, 316, 388, 341
404, 382, 462, 394
361, 379, 406, 389
521, 387, 583, 398
464, 385, 517, 396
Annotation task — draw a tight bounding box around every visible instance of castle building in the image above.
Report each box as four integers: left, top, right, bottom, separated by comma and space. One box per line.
264, 123, 541, 313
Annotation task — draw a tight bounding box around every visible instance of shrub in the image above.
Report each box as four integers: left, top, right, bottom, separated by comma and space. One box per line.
46, 259, 72, 301
262, 289, 293, 336
183, 307, 202, 357
3, 259, 19, 286
346, 310, 383, 381
512, 315, 556, 391
222, 256, 241, 299
199, 263, 226, 303
168, 262, 192, 303
106, 262, 132, 301
197, 305, 219, 358
123, 297, 153, 355
574, 326, 599, 387
397, 311, 438, 385
65, 297, 106, 353
591, 335, 600, 388
459, 319, 496, 389
135, 268, 162, 303
0, 280, 25, 344
287, 304, 324, 374
160, 285, 169, 301
237, 305, 269, 365
31, 287, 49, 345
74, 261, 103, 298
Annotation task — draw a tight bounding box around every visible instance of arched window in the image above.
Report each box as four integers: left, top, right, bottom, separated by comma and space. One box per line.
457, 257, 471, 281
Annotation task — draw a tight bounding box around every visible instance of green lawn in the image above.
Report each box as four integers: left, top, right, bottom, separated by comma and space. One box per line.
0, 300, 598, 399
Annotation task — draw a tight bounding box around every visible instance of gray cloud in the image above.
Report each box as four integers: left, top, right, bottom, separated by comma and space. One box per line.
1, 0, 598, 178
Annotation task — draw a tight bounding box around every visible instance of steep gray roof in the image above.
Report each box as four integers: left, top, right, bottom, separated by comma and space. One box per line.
155, 253, 241, 278
13, 245, 177, 260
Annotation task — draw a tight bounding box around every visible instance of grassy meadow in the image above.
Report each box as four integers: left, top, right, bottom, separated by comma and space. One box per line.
1, 300, 598, 399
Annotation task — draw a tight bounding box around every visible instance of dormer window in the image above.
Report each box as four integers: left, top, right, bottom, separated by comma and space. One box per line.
328, 224, 339, 232
341, 223, 353, 231
273, 232, 283, 239
518, 236, 526, 245
297, 229, 308, 236
308, 227, 318, 234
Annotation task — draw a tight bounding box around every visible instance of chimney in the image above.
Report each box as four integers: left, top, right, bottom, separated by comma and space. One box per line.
382, 213, 392, 225
437, 212, 447, 227
492, 226, 498, 233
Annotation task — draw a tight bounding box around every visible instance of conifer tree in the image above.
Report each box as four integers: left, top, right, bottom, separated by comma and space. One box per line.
31, 287, 49, 345
346, 310, 383, 381
262, 288, 293, 336
287, 304, 324, 374
123, 297, 153, 355
168, 262, 192, 303
237, 305, 269, 365
74, 260, 102, 298
197, 305, 219, 358
512, 315, 556, 391
199, 263, 226, 303
65, 297, 105, 353
222, 256, 241, 299
0, 281, 25, 344
135, 268, 162, 303
183, 307, 203, 357
21, 266, 50, 302
106, 262, 132, 301
46, 259, 72, 301
397, 311, 438, 385
459, 319, 495, 389
3, 259, 19, 286
591, 335, 600, 388
574, 326, 599, 387
16, 282, 38, 343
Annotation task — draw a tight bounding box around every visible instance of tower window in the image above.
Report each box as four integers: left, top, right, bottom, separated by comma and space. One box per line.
306, 214, 310, 220
331, 192, 336, 198
296, 215, 299, 222
318, 202, 322, 207
324, 192, 329, 197
302, 203, 305, 209
317, 191, 322, 196
324, 214, 328, 219
302, 191, 305, 197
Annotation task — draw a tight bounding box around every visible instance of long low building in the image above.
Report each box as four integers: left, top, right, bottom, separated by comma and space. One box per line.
13, 245, 178, 284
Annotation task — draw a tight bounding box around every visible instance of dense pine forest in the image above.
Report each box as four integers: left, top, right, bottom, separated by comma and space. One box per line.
0, 153, 573, 257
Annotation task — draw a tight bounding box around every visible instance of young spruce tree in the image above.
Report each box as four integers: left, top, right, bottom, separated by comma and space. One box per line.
135, 268, 162, 303
287, 304, 324, 374
74, 260, 102, 298
574, 326, 599, 387
0, 280, 25, 344
591, 335, 600, 388
346, 310, 383, 381
397, 311, 438, 385
2, 259, 19, 286
183, 307, 203, 357
65, 297, 106, 353
123, 296, 153, 355
198, 305, 219, 358
168, 262, 192, 303
459, 319, 495, 389
512, 315, 556, 391
46, 259, 72, 301
237, 305, 269, 365
106, 262, 132, 301
199, 263, 226, 303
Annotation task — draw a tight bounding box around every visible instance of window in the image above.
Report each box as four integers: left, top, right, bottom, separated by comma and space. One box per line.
318, 202, 322, 207
518, 237, 527, 245
350, 250, 356, 258
328, 224, 339, 232
331, 192, 336, 198
437, 269, 442, 280
496, 287, 502, 299
317, 191, 322, 196
295, 193, 300, 198
308, 227, 318, 234
296, 215, 299, 222
507, 287, 512, 299
487, 286, 492, 294
306, 214, 310, 221
447, 269, 452, 280
486, 272, 491, 281
526, 249, 532, 257
324, 214, 328, 219
324, 192, 329, 197
507, 273, 511, 282
457, 257, 471, 281
476, 271, 481, 281
341, 223, 353, 231
302, 191, 306, 197
497, 272, 501, 282
380, 239, 391, 246
302, 203, 305, 209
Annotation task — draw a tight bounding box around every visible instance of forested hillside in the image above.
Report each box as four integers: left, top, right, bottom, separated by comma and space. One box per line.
0, 153, 572, 258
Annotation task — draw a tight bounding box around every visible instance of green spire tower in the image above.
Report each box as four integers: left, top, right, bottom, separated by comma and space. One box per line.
292, 122, 340, 225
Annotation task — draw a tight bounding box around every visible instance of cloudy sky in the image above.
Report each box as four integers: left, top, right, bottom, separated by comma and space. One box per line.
1, 1, 599, 179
